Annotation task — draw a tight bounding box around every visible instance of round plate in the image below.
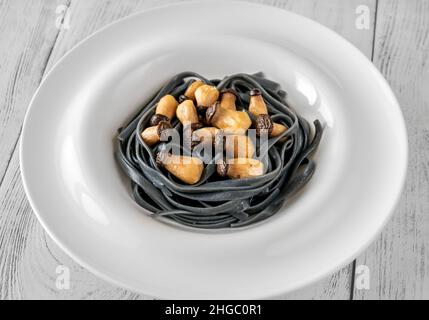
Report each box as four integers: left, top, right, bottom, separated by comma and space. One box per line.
20, 1, 407, 299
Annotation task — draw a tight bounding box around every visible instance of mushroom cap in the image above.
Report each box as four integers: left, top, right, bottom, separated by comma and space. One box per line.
255, 114, 274, 137
156, 121, 172, 137
190, 122, 204, 131
178, 95, 188, 103
216, 159, 228, 177
156, 149, 169, 166
150, 114, 170, 127
220, 88, 239, 98
250, 88, 262, 96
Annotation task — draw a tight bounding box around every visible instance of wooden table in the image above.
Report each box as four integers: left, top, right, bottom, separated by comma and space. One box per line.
0, 0, 427, 300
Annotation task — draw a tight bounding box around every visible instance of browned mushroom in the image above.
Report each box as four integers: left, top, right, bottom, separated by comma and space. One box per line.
223, 134, 255, 158
184, 79, 205, 101
141, 121, 172, 146
249, 88, 288, 137
219, 88, 238, 111
176, 98, 204, 149
156, 150, 204, 185
195, 84, 219, 108
149, 95, 179, 126
217, 158, 264, 179
272, 122, 288, 137
206, 102, 252, 135
192, 127, 220, 145
176, 99, 200, 126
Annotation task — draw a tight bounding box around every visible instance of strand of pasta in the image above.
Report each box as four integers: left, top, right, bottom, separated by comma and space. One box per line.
115, 72, 323, 229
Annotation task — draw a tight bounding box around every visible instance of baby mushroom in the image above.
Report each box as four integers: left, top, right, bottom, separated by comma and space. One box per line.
249, 88, 288, 137
156, 151, 204, 185
249, 88, 273, 136
249, 88, 269, 117
206, 102, 252, 135
176, 98, 203, 149
184, 79, 205, 101
195, 84, 220, 108
219, 89, 238, 111
271, 122, 288, 138
217, 158, 264, 179
150, 95, 179, 126
223, 134, 255, 158
192, 127, 220, 145
176, 99, 200, 126
141, 121, 172, 146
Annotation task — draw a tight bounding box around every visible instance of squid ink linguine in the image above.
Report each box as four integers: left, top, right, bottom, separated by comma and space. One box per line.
115, 72, 323, 229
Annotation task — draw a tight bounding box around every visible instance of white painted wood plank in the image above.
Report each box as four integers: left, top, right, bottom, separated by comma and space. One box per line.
354, 0, 429, 300
277, 266, 352, 300
0, 0, 69, 183
0, 0, 375, 299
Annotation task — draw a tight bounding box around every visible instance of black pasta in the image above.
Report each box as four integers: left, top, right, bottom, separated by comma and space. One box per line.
115, 72, 323, 229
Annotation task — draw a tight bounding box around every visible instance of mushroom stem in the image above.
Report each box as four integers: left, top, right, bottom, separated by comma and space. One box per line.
249, 88, 287, 138
176, 99, 200, 126
220, 89, 237, 111
192, 127, 220, 145
195, 84, 220, 108
150, 95, 178, 126
217, 158, 264, 179
249, 88, 268, 117
141, 121, 172, 146
157, 151, 204, 185
184, 79, 204, 101
223, 134, 255, 158
271, 122, 288, 137
206, 102, 252, 135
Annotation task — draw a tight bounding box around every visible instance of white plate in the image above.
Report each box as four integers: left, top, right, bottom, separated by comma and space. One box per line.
20, 1, 407, 299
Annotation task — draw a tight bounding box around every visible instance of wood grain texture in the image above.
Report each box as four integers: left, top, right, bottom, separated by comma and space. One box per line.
353, 0, 429, 300
0, 0, 69, 185
0, 0, 376, 299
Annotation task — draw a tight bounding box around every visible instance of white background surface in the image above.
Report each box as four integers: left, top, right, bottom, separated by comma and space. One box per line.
0, 0, 427, 299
